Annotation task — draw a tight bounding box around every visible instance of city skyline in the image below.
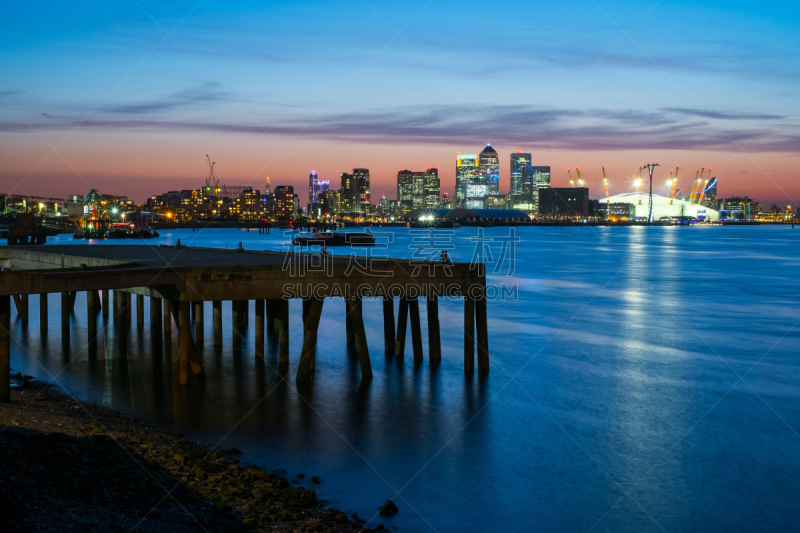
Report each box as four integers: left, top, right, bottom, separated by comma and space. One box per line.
2, 1, 799, 205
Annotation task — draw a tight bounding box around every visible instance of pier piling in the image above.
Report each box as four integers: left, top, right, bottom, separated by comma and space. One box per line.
255, 299, 264, 357
87, 290, 97, 344
61, 292, 70, 341
232, 300, 243, 352
296, 298, 324, 382
137, 295, 144, 328
101, 290, 109, 318
150, 296, 162, 338
395, 298, 409, 359
347, 297, 372, 379
163, 300, 172, 334
383, 297, 395, 355
178, 301, 190, 385
464, 297, 475, 372
409, 298, 424, 362
194, 301, 204, 342
0, 295, 9, 402
427, 296, 441, 363
39, 293, 47, 332
276, 299, 289, 363
213, 301, 222, 346
476, 296, 489, 370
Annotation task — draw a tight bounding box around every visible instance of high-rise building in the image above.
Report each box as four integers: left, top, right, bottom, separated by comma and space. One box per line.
703, 177, 718, 209
397, 168, 439, 213
264, 176, 271, 198
455, 153, 480, 207
309, 171, 319, 205
510, 152, 532, 196
340, 168, 370, 214
273, 185, 295, 219
479, 144, 500, 195
522, 166, 551, 214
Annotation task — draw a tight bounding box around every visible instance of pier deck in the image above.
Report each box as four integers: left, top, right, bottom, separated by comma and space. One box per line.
0, 244, 489, 401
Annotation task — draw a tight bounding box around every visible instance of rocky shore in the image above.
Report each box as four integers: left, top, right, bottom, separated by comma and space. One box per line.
0, 379, 390, 532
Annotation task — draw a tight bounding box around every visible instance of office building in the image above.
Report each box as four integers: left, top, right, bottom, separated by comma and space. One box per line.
397, 168, 440, 213
272, 186, 295, 219
479, 144, 500, 195
510, 152, 532, 196
340, 168, 370, 214
703, 177, 718, 209
538, 187, 589, 219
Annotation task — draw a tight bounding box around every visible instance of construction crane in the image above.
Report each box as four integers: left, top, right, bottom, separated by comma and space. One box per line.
576, 167, 585, 188
697, 167, 712, 205
669, 165, 679, 204
689, 170, 700, 204
205, 155, 219, 193
602, 166, 610, 220
567, 168, 575, 188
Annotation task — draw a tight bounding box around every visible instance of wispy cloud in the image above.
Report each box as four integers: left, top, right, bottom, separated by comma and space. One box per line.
663, 107, 787, 121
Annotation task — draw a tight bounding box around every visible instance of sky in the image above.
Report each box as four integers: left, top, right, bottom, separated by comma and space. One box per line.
1, 0, 799, 206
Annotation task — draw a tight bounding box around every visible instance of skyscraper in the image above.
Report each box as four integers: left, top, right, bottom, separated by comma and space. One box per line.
479, 144, 500, 195
397, 168, 439, 213
309, 170, 319, 205
510, 152, 532, 195
522, 166, 551, 214
704, 177, 718, 209
340, 168, 370, 214
455, 153, 480, 207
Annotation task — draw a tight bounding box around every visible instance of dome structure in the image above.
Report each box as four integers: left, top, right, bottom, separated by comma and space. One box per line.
605, 192, 719, 220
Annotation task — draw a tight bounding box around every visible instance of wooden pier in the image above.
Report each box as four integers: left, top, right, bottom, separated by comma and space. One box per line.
0, 244, 490, 401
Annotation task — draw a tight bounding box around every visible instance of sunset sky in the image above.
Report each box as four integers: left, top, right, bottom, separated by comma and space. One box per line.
2, 0, 799, 206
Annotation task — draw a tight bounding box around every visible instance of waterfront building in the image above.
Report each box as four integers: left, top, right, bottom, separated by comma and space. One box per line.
273, 186, 295, 219
455, 153, 480, 207
479, 144, 500, 195
340, 168, 370, 214
319, 189, 340, 216
703, 177, 718, 209
510, 152, 532, 196
605, 192, 720, 220
538, 187, 590, 219
720, 196, 757, 220
515, 165, 550, 214
397, 168, 439, 214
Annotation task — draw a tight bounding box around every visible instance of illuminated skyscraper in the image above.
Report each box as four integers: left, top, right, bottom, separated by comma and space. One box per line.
455, 153, 480, 207
340, 168, 370, 214
309, 170, 319, 205
521, 166, 551, 214
510, 152, 532, 195
397, 168, 439, 213
704, 177, 718, 209
264, 176, 271, 197
479, 144, 500, 195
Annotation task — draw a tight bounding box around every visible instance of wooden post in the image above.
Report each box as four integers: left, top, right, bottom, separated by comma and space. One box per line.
87, 290, 97, 343
409, 298, 423, 362
383, 297, 395, 355
150, 296, 162, 338
213, 300, 222, 346
255, 299, 265, 357
427, 296, 441, 363
394, 298, 409, 359
61, 291, 70, 341
194, 301, 204, 342
0, 295, 9, 402
476, 295, 489, 370
178, 301, 190, 385
266, 299, 275, 334
296, 298, 324, 382
232, 300, 243, 352
101, 290, 109, 318
345, 299, 355, 349
39, 293, 47, 332
464, 296, 475, 372
347, 297, 372, 379
276, 299, 289, 363
163, 299, 172, 334
136, 295, 144, 328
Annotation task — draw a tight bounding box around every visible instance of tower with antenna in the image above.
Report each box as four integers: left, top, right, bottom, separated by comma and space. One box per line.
205, 155, 219, 198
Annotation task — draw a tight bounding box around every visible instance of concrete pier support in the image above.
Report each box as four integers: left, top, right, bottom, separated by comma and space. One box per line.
213, 301, 222, 346
383, 297, 395, 355
232, 300, 243, 352
296, 298, 324, 382
464, 297, 475, 372
13, 295, 29, 328
345, 300, 355, 349
178, 301, 190, 385
266, 299, 275, 334
163, 299, 172, 334
395, 298, 409, 359
125, 293, 132, 322
275, 299, 289, 363
409, 298, 424, 362
61, 292, 70, 341
347, 297, 372, 379
101, 290, 109, 319
137, 295, 145, 328
39, 293, 47, 332
476, 296, 489, 370
112, 290, 122, 322
194, 301, 204, 342
427, 296, 441, 363
255, 299, 264, 357
0, 295, 10, 402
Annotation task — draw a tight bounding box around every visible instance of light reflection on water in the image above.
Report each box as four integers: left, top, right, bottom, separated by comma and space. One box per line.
7, 226, 800, 532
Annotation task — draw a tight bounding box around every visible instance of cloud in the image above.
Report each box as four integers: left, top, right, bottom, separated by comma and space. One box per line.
2, 104, 798, 153
41, 112, 53, 118
105, 82, 226, 114
663, 107, 786, 121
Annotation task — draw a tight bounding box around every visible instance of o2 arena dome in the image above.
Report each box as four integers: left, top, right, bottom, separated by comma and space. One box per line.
606, 192, 720, 221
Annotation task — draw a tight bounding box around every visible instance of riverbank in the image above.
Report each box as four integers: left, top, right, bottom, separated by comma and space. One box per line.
0, 378, 388, 533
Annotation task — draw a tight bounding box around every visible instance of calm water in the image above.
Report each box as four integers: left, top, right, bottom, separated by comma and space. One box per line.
8, 226, 800, 532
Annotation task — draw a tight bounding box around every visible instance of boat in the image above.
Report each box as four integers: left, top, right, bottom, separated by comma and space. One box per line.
106, 223, 133, 239
131, 225, 159, 239
292, 232, 376, 247
73, 229, 85, 239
